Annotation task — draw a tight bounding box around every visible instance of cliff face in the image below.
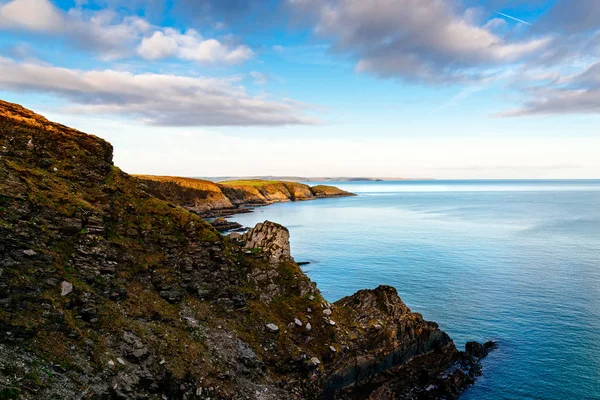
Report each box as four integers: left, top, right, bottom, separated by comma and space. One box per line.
135, 177, 354, 217
0, 100, 492, 400
218, 181, 354, 207
134, 175, 234, 213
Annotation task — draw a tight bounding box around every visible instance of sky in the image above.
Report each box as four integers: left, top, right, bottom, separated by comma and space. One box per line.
0, 0, 599, 179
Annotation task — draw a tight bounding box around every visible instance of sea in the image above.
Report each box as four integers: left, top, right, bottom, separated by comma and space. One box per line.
229, 180, 600, 400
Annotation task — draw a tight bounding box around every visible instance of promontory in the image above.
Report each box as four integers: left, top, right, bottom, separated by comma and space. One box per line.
0, 99, 494, 400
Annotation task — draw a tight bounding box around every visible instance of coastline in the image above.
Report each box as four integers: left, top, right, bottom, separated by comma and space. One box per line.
0, 99, 494, 400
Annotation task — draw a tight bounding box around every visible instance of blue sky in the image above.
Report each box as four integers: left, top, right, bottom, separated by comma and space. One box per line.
0, 0, 599, 178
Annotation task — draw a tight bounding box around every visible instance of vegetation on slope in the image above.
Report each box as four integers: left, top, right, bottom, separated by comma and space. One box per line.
134, 174, 233, 212
0, 100, 490, 400
134, 176, 355, 214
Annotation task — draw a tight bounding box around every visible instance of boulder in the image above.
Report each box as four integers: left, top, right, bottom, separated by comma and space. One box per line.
242, 221, 292, 263
60, 281, 73, 296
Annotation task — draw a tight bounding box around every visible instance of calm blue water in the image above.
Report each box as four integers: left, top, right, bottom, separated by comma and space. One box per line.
231, 180, 600, 399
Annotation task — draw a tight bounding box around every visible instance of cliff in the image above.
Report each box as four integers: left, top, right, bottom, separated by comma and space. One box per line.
136, 176, 355, 217
0, 100, 493, 400
134, 175, 234, 213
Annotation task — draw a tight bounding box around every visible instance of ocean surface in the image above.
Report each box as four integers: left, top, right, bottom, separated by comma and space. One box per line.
230, 180, 600, 400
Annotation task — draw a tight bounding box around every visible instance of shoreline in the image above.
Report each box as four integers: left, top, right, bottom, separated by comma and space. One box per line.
0, 99, 494, 400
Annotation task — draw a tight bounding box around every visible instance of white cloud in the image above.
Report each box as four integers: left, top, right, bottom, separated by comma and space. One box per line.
0, 57, 316, 126
0, 0, 252, 64
137, 28, 253, 64
0, 0, 150, 59
0, 0, 63, 31
501, 61, 600, 116
290, 0, 553, 82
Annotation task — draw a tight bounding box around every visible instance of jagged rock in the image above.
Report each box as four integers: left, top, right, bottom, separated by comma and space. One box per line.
466, 340, 497, 359
294, 318, 302, 327
0, 100, 493, 400
60, 281, 73, 296
242, 221, 292, 263
265, 323, 279, 333
23, 249, 36, 256
210, 217, 243, 232
322, 309, 332, 316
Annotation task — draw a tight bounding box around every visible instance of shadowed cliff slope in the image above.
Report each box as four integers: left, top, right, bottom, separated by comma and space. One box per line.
0, 100, 492, 400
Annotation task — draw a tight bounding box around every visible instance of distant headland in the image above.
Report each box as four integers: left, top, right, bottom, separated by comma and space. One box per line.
202, 176, 434, 182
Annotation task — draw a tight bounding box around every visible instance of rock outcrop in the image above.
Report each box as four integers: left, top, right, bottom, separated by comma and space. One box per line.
242, 221, 293, 264
0, 100, 492, 400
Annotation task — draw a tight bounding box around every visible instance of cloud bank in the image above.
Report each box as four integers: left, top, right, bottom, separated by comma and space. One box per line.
0, 57, 315, 126
289, 0, 553, 83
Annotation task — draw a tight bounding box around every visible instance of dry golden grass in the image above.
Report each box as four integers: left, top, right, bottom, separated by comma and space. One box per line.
134, 175, 223, 193
218, 179, 280, 187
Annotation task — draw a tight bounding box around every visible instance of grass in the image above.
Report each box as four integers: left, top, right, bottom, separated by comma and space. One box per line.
134, 175, 223, 192
218, 180, 281, 187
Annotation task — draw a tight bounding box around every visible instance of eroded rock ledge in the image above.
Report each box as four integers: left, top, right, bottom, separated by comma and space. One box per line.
0, 100, 493, 400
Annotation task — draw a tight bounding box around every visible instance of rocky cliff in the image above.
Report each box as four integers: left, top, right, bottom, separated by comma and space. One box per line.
134, 175, 234, 213
135, 177, 355, 218
0, 100, 493, 400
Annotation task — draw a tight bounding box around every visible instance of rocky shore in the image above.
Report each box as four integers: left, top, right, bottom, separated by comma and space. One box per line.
0, 100, 494, 399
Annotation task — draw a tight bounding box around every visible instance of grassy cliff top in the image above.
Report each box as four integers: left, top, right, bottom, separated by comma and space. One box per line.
134, 174, 223, 192
219, 179, 286, 187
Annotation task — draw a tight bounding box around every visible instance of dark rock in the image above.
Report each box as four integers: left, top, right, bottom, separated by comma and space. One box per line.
0, 100, 492, 400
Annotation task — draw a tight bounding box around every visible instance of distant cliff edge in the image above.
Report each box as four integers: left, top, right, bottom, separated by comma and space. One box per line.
134, 176, 355, 217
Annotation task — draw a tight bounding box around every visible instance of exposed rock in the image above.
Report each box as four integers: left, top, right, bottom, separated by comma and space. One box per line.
137, 177, 355, 220
265, 323, 279, 333
294, 318, 303, 327
309, 357, 321, 367
229, 232, 243, 240
310, 185, 356, 198
0, 100, 493, 400
210, 217, 243, 233
60, 281, 73, 296
466, 340, 497, 359
323, 308, 332, 316
242, 221, 292, 263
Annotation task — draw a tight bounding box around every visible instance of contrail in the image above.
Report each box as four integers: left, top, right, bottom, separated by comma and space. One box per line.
495, 11, 532, 26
